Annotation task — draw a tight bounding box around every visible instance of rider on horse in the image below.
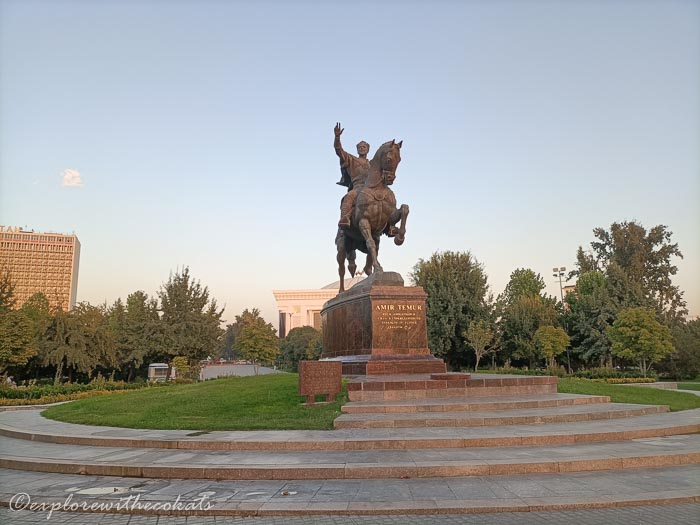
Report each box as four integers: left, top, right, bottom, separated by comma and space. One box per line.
334, 122, 371, 229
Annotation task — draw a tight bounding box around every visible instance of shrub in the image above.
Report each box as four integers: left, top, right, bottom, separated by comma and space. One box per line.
0, 380, 154, 401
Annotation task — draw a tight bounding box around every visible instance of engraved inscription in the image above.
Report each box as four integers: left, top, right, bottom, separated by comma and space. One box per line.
374, 303, 423, 330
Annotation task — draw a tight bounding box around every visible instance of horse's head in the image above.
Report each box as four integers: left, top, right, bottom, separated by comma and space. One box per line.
370, 139, 402, 186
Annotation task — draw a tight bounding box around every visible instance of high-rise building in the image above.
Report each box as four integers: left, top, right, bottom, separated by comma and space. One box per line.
0, 225, 81, 311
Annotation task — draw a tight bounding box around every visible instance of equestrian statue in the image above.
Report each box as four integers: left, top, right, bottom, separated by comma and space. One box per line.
333, 122, 409, 293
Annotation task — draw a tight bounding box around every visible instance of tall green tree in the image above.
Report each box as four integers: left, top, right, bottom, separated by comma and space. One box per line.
573, 222, 686, 320
608, 307, 674, 377
109, 291, 162, 381
498, 268, 546, 308
0, 264, 16, 311
232, 309, 279, 374
42, 304, 114, 383
657, 319, 700, 380
158, 267, 224, 362
498, 269, 557, 368
565, 272, 617, 367
0, 292, 47, 375
409, 251, 490, 369
0, 309, 36, 373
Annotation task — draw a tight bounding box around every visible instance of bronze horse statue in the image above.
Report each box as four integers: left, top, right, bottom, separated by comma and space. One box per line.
336, 139, 409, 292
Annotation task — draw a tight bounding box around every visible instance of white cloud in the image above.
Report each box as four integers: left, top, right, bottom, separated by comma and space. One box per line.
61, 169, 84, 188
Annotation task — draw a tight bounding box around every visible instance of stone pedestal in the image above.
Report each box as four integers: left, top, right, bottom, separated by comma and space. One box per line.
321, 271, 446, 375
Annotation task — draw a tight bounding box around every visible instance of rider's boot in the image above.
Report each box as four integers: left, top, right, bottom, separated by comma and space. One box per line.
338, 201, 352, 229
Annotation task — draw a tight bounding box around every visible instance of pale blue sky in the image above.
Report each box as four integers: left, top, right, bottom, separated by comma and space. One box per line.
1, 0, 698, 326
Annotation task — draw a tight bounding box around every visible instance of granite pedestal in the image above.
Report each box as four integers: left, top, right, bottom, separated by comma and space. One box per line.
320, 272, 446, 376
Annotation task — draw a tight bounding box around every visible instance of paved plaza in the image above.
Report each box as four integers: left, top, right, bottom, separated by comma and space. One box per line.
1, 385, 697, 518
2, 503, 699, 524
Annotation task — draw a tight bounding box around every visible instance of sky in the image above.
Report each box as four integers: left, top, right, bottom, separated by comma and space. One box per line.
1, 0, 698, 327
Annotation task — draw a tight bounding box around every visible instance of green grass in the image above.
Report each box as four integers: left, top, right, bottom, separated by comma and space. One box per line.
558, 378, 700, 412
43, 374, 346, 431
677, 382, 700, 391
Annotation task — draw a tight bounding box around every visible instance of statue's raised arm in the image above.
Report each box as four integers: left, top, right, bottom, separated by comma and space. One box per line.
334, 123, 352, 188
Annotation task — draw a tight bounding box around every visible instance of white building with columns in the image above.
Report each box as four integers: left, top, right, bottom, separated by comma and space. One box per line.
272, 275, 365, 338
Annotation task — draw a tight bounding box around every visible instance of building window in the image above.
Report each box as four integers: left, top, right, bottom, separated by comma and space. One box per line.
278, 311, 287, 339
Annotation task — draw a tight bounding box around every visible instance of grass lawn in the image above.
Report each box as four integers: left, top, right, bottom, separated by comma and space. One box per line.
558, 378, 700, 412
43, 374, 346, 431
677, 382, 700, 391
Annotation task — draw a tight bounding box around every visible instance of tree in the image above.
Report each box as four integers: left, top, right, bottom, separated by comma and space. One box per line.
498, 269, 557, 368
573, 222, 686, 320
109, 291, 162, 381
463, 320, 496, 371
280, 326, 321, 370
0, 309, 36, 372
498, 268, 546, 308
534, 325, 570, 368
158, 267, 224, 362
409, 251, 491, 369
41, 304, 113, 384
500, 295, 557, 367
565, 272, 617, 367
217, 323, 237, 360
657, 319, 700, 380
0, 265, 16, 311
232, 309, 279, 374
608, 307, 674, 377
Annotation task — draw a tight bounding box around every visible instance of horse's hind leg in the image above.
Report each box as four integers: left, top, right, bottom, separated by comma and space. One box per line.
336, 230, 346, 292
363, 252, 372, 276
347, 249, 357, 277
359, 218, 382, 273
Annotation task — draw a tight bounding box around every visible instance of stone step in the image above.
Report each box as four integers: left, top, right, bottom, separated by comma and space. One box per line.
1, 465, 697, 516
341, 393, 611, 414
0, 434, 698, 480
333, 403, 668, 429
1, 409, 698, 451
348, 374, 558, 402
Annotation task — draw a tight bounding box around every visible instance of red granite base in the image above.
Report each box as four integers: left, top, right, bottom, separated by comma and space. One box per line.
340, 356, 447, 376
347, 374, 558, 401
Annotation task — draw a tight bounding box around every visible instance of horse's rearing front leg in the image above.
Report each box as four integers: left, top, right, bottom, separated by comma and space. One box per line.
387, 204, 409, 245
358, 218, 382, 273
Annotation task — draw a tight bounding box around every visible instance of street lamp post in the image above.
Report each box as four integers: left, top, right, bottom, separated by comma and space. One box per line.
552, 266, 572, 374
552, 267, 566, 302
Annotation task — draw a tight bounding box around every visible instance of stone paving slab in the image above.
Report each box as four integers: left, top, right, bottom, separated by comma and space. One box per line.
341, 393, 611, 413
334, 402, 667, 429
0, 466, 697, 516
4, 504, 700, 524
1, 434, 698, 480
1, 409, 698, 452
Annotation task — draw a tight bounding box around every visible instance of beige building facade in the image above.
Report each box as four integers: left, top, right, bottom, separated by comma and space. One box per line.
273, 275, 365, 338
0, 225, 81, 311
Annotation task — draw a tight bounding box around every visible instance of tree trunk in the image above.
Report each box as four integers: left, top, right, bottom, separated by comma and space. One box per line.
54, 360, 64, 386
127, 364, 133, 383
474, 355, 481, 372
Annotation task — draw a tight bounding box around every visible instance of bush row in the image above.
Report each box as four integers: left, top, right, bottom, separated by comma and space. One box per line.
0, 380, 168, 400
477, 367, 658, 381
0, 389, 135, 406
